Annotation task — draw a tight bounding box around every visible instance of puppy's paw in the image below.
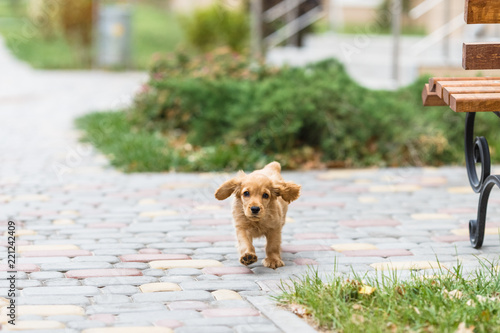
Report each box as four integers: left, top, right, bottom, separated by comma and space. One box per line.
262, 257, 285, 269
240, 253, 258, 266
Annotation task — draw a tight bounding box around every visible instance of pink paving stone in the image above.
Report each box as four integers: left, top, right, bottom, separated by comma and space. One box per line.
339, 219, 401, 228
201, 266, 253, 276
168, 301, 209, 311
185, 235, 235, 242
281, 244, 333, 253
294, 233, 338, 240
191, 219, 232, 226
201, 308, 260, 318
88, 223, 127, 229
138, 248, 162, 254
66, 268, 142, 279
299, 190, 326, 196
89, 314, 115, 324
22, 250, 92, 258
119, 254, 190, 262
155, 319, 183, 329
432, 235, 470, 243
0, 264, 39, 272
294, 258, 319, 265
342, 249, 413, 258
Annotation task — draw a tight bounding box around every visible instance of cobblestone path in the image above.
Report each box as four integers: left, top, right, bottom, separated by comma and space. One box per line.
1, 38, 500, 333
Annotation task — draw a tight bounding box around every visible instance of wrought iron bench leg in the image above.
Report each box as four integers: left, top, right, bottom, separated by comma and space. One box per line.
464, 112, 499, 248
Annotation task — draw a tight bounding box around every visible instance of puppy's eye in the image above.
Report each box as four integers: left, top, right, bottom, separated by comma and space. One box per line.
262, 193, 269, 199
243, 191, 250, 197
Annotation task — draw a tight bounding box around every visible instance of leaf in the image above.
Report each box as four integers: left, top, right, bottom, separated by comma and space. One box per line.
359, 285, 376, 295
290, 303, 309, 318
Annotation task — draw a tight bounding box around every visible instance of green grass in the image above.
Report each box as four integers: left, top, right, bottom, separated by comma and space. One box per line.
276, 260, 500, 332
75, 111, 185, 172
0, 2, 183, 69
338, 23, 427, 36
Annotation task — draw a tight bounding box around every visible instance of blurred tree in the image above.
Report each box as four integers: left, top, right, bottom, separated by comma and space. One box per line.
27, 0, 61, 39
377, 0, 412, 30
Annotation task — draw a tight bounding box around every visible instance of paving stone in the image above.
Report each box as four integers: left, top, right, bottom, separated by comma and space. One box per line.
68, 321, 107, 330
47, 315, 86, 323
293, 233, 338, 239
88, 314, 115, 324
2, 305, 85, 317
22, 249, 92, 257
119, 254, 190, 262
132, 290, 213, 302
18, 244, 80, 253
16, 296, 90, 306
138, 248, 162, 254
191, 219, 232, 226
175, 326, 233, 333
83, 276, 156, 287
73, 256, 120, 263
93, 295, 130, 304
155, 319, 183, 329
202, 308, 260, 317
41, 262, 113, 271
2, 320, 66, 330
293, 258, 318, 265
44, 279, 82, 287
201, 267, 253, 276
100, 285, 139, 295
185, 235, 236, 242
66, 268, 142, 279
114, 262, 150, 270
116, 310, 200, 323
0, 263, 39, 272
342, 249, 413, 257
184, 316, 270, 326
86, 303, 167, 315
0, 279, 41, 288
29, 271, 64, 279
150, 260, 222, 269
22, 286, 100, 296
81, 328, 173, 333
167, 301, 209, 311
212, 289, 243, 300
281, 245, 332, 253
234, 324, 281, 333
139, 282, 181, 293
181, 281, 260, 292
331, 243, 378, 252
339, 219, 400, 228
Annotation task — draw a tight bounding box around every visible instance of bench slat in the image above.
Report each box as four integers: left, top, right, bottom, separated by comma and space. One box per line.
463, 43, 500, 70
422, 84, 447, 106
429, 77, 500, 91
436, 80, 500, 97
443, 86, 500, 104
450, 93, 500, 112
465, 0, 500, 24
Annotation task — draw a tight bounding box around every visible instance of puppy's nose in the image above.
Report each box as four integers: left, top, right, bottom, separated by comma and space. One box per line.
251, 206, 260, 214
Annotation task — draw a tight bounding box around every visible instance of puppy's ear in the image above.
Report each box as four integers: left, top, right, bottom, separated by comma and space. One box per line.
273, 181, 301, 203
214, 171, 245, 200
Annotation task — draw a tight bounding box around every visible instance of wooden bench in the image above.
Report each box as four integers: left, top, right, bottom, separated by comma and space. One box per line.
422, 0, 500, 249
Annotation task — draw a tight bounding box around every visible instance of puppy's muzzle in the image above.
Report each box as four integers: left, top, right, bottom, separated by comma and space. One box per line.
250, 206, 260, 214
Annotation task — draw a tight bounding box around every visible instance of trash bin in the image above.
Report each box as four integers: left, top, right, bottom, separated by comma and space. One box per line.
96, 5, 131, 67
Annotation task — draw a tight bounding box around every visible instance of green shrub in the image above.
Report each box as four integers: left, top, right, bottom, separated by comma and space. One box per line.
179, 2, 249, 53
78, 50, 500, 172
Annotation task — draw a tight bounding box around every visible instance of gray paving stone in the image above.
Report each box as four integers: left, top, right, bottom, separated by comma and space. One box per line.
114, 262, 150, 270
93, 294, 131, 304
46, 315, 85, 322
40, 262, 112, 271
72, 256, 120, 263
132, 290, 213, 302
167, 268, 202, 276
67, 321, 106, 329
44, 279, 82, 287
22, 286, 100, 296
160, 276, 197, 283
117, 310, 201, 323
29, 272, 65, 279
185, 316, 271, 327
17, 296, 90, 305
175, 326, 234, 333
100, 285, 139, 295
0, 280, 41, 288
83, 276, 157, 287
235, 324, 282, 333
86, 302, 167, 314
180, 280, 261, 291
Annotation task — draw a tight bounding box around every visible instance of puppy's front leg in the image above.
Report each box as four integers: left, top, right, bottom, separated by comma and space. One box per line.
235, 227, 257, 266
263, 228, 284, 269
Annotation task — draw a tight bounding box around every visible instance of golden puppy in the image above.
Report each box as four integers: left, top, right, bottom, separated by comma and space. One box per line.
215, 162, 300, 269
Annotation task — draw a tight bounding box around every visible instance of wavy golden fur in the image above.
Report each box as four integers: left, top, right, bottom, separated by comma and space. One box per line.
215, 162, 301, 269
